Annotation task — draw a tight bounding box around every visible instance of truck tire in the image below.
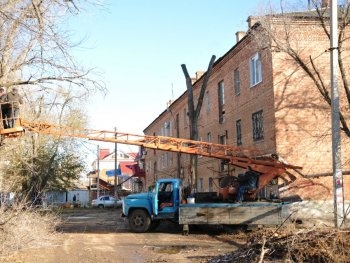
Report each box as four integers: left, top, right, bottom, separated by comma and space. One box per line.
128, 209, 151, 233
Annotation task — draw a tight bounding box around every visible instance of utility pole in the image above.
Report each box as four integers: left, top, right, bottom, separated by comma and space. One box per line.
114, 127, 118, 197
330, 0, 345, 228
97, 144, 100, 198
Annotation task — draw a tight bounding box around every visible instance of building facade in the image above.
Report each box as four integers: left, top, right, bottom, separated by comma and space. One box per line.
143, 7, 350, 202
88, 148, 142, 198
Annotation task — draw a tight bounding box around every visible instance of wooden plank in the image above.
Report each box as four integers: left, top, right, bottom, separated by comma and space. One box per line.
206, 207, 230, 224
228, 206, 281, 225
179, 206, 208, 224
179, 203, 282, 225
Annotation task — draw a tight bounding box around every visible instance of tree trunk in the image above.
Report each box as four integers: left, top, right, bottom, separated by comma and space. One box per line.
181, 55, 216, 191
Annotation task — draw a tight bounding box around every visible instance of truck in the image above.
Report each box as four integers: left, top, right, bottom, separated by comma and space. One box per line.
1, 118, 302, 233
122, 177, 292, 234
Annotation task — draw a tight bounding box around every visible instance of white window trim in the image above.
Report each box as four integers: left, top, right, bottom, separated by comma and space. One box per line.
250, 52, 262, 87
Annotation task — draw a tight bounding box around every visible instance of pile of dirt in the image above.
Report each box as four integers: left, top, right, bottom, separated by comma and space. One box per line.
208, 227, 350, 263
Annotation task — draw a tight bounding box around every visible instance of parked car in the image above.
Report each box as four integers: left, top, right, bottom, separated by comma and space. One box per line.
91, 195, 122, 208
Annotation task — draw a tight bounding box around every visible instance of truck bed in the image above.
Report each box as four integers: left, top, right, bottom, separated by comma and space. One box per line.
179, 201, 282, 226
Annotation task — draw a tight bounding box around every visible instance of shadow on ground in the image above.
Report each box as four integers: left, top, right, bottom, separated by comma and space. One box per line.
55, 208, 242, 236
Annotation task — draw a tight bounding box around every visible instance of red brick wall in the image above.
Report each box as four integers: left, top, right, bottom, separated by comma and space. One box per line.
271, 19, 350, 200
143, 16, 350, 200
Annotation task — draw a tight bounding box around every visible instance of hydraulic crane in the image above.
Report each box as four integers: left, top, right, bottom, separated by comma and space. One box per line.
0, 118, 302, 195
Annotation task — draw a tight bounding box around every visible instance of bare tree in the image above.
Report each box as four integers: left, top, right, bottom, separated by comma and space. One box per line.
181, 55, 216, 191
0, 0, 106, 104
255, 0, 350, 138
0, 0, 107, 253
0, 0, 105, 199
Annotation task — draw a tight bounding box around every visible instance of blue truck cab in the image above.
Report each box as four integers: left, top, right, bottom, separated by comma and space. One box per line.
122, 178, 183, 232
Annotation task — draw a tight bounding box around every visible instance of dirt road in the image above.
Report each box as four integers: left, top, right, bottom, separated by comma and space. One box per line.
4, 208, 244, 263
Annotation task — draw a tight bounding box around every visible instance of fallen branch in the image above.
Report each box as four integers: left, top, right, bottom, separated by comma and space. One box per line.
257, 237, 269, 263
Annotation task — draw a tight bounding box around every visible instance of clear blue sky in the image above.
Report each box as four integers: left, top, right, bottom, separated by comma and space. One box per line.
69, 0, 292, 152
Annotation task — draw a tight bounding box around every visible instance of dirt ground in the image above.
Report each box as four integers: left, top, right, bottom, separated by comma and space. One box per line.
2, 208, 245, 263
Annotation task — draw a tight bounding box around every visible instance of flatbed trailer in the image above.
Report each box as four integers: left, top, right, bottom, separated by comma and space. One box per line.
179, 201, 283, 234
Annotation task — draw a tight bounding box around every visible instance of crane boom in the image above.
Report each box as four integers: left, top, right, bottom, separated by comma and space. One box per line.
1, 119, 302, 193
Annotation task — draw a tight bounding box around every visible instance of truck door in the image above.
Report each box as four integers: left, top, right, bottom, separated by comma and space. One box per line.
152, 182, 160, 215
153, 181, 178, 216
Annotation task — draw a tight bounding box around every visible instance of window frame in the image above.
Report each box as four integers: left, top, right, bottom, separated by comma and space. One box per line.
161, 121, 171, 137
161, 152, 169, 168
183, 108, 188, 127
218, 80, 225, 124
252, 110, 264, 141
199, 178, 204, 192
207, 132, 211, 143
236, 119, 242, 146
205, 91, 210, 113
234, 68, 240, 95
250, 52, 262, 87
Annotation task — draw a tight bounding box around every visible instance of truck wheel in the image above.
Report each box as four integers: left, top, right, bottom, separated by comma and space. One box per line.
128, 209, 151, 233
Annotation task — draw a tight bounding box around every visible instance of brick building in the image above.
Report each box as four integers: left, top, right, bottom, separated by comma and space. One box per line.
143, 5, 350, 203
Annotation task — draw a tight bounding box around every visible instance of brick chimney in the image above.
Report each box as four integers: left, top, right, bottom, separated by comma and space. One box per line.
236, 31, 246, 43
196, 71, 205, 79
247, 16, 258, 29
190, 71, 205, 84
99, 149, 110, 159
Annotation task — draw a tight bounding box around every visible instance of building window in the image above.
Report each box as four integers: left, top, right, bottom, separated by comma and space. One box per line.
209, 177, 213, 192
153, 161, 157, 182
252, 110, 264, 141
234, 69, 240, 95
161, 153, 169, 168
207, 132, 211, 143
162, 121, 171, 136
250, 52, 262, 86
219, 134, 226, 145
175, 113, 179, 137
183, 108, 188, 127
219, 133, 227, 172
218, 81, 225, 105
199, 178, 204, 192
205, 91, 210, 113
218, 81, 225, 124
236, 119, 242, 146
220, 160, 228, 172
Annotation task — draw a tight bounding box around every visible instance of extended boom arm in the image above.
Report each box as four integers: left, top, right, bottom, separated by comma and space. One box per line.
2, 119, 302, 191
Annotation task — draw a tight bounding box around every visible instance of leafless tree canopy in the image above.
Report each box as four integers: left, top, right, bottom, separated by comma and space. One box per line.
253, 0, 350, 137
0, 0, 106, 116
0, 1, 106, 198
